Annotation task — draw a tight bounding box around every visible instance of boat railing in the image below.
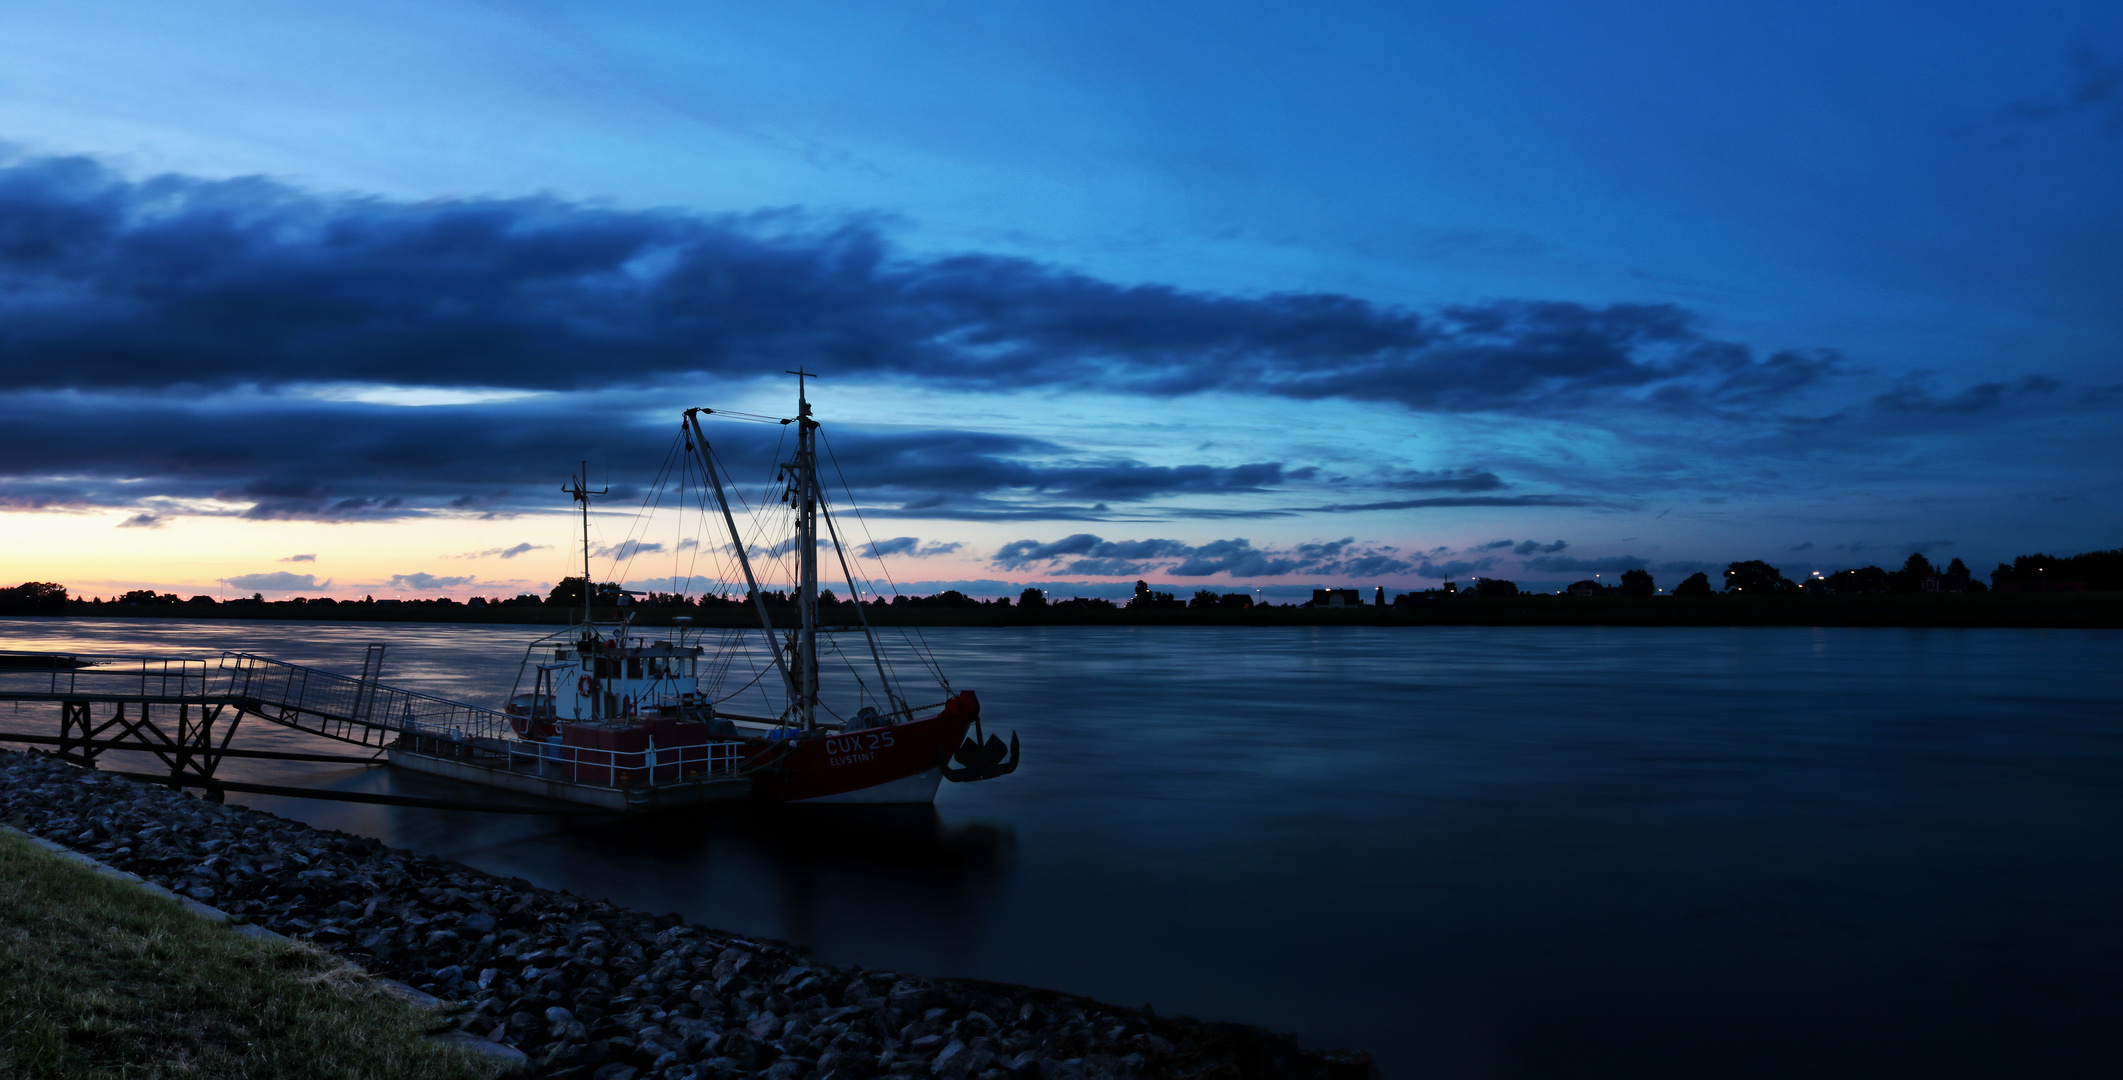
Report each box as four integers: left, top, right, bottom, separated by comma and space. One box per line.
499, 737, 744, 787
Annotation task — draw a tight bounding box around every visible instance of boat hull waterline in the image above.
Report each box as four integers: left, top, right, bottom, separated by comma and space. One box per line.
745, 693, 979, 802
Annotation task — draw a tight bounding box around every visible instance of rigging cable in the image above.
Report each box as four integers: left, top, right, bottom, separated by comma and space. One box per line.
819, 429, 951, 691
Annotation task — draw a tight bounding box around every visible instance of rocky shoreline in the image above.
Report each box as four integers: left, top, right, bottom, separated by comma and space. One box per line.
0, 751, 1374, 1080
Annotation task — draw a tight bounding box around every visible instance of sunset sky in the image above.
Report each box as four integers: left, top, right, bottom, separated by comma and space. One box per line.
1, 1, 2118, 600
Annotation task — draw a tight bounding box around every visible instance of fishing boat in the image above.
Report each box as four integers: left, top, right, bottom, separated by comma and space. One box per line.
472, 372, 1018, 806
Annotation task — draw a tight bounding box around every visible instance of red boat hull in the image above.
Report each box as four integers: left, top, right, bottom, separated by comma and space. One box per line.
744, 691, 979, 803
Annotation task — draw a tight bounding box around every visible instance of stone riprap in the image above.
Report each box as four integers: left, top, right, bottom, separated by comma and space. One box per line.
0, 751, 1374, 1080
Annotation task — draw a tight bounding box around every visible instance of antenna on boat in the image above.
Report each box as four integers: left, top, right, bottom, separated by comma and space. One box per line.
562, 462, 609, 631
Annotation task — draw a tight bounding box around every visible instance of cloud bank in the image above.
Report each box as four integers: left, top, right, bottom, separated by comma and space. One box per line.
1, 154, 1834, 417
991, 534, 1415, 579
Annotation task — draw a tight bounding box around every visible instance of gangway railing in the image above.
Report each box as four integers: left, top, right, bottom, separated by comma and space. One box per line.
0, 653, 219, 702
218, 653, 518, 745
0, 650, 518, 748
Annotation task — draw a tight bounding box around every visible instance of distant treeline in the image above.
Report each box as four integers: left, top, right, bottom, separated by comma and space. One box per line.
3, 547, 2118, 621
1443, 547, 2123, 599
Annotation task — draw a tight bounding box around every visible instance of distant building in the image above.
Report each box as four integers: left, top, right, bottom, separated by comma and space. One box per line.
1566, 580, 1616, 596
1310, 588, 1361, 608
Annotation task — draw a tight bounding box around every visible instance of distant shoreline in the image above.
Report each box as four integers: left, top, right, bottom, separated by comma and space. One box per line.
8, 593, 2122, 629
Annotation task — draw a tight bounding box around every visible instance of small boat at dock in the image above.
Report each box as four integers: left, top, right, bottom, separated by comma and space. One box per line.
390, 374, 1019, 810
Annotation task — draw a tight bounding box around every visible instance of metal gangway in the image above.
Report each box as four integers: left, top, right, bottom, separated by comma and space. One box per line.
0, 647, 519, 798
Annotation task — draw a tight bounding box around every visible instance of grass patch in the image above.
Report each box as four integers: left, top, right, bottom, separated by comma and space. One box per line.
0, 829, 497, 1080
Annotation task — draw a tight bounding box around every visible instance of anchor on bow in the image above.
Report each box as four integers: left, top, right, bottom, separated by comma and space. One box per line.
942, 715, 1020, 783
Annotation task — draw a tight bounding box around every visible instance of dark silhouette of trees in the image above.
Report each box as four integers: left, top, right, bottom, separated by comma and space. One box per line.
1619, 568, 1654, 595
548, 577, 624, 607
1674, 572, 1713, 595
1888, 553, 1936, 592
1723, 560, 1792, 593
1127, 580, 1181, 609
1473, 577, 1519, 598
1824, 566, 1890, 593
1942, 557, 1986, 592
1992, 548, 2123, 591
1052, 596, 1117, 611
0, 582, 69, 614
1018, 587, 1047, 608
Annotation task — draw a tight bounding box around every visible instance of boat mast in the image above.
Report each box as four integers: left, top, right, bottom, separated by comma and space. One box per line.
792, 369, 821, 732
682, 409, 796, 714
562, 462, 608, 719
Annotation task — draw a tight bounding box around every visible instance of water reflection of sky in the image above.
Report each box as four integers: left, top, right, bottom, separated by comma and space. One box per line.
4, 617, 2122, 1079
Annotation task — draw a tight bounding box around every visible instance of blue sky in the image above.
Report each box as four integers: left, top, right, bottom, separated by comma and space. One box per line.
0, 1, 2117, 599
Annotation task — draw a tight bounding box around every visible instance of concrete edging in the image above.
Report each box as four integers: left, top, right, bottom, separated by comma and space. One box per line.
0, 824, 528, 1074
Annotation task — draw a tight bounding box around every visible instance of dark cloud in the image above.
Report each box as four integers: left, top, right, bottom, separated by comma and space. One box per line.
449, 541, 547, 559
1999, 48, 2123, 135
992, 534, 1413, 579
1522, 554, 1648, 573
1476, 539, 1516, 550
116, 513, 163, 529
0, 154, 1834, 417
1168, 540, 1306, 577
1056, 558, 1164, 576
1513, 539, 1568, 555
1376, 469, 1508, 492
994, 535, 1193, 570
0, 387, 1350, 523
278, 553, 317, 562
1414, 558, 1496, 580
386, 572, 474, 590
222, 571, 325, 592
859, 537, 963, 558
1873, 374, 2062, 414
1657, 561, 1720, 574
1289, 495, 1605, 514
593, 540, 665, 560
815, 426, 1301, 506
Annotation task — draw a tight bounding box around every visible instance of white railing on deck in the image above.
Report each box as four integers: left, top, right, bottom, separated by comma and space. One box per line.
497, 737, 743, 788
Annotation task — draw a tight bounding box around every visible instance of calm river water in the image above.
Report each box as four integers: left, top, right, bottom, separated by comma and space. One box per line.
3, 618, 2120, 1079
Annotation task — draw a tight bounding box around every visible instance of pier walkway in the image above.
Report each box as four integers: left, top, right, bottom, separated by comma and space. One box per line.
0, 647, 516, 794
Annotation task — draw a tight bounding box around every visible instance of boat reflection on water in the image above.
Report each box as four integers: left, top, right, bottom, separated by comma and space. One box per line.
349, 790, 1023, 974
616, 801, 1017, 875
